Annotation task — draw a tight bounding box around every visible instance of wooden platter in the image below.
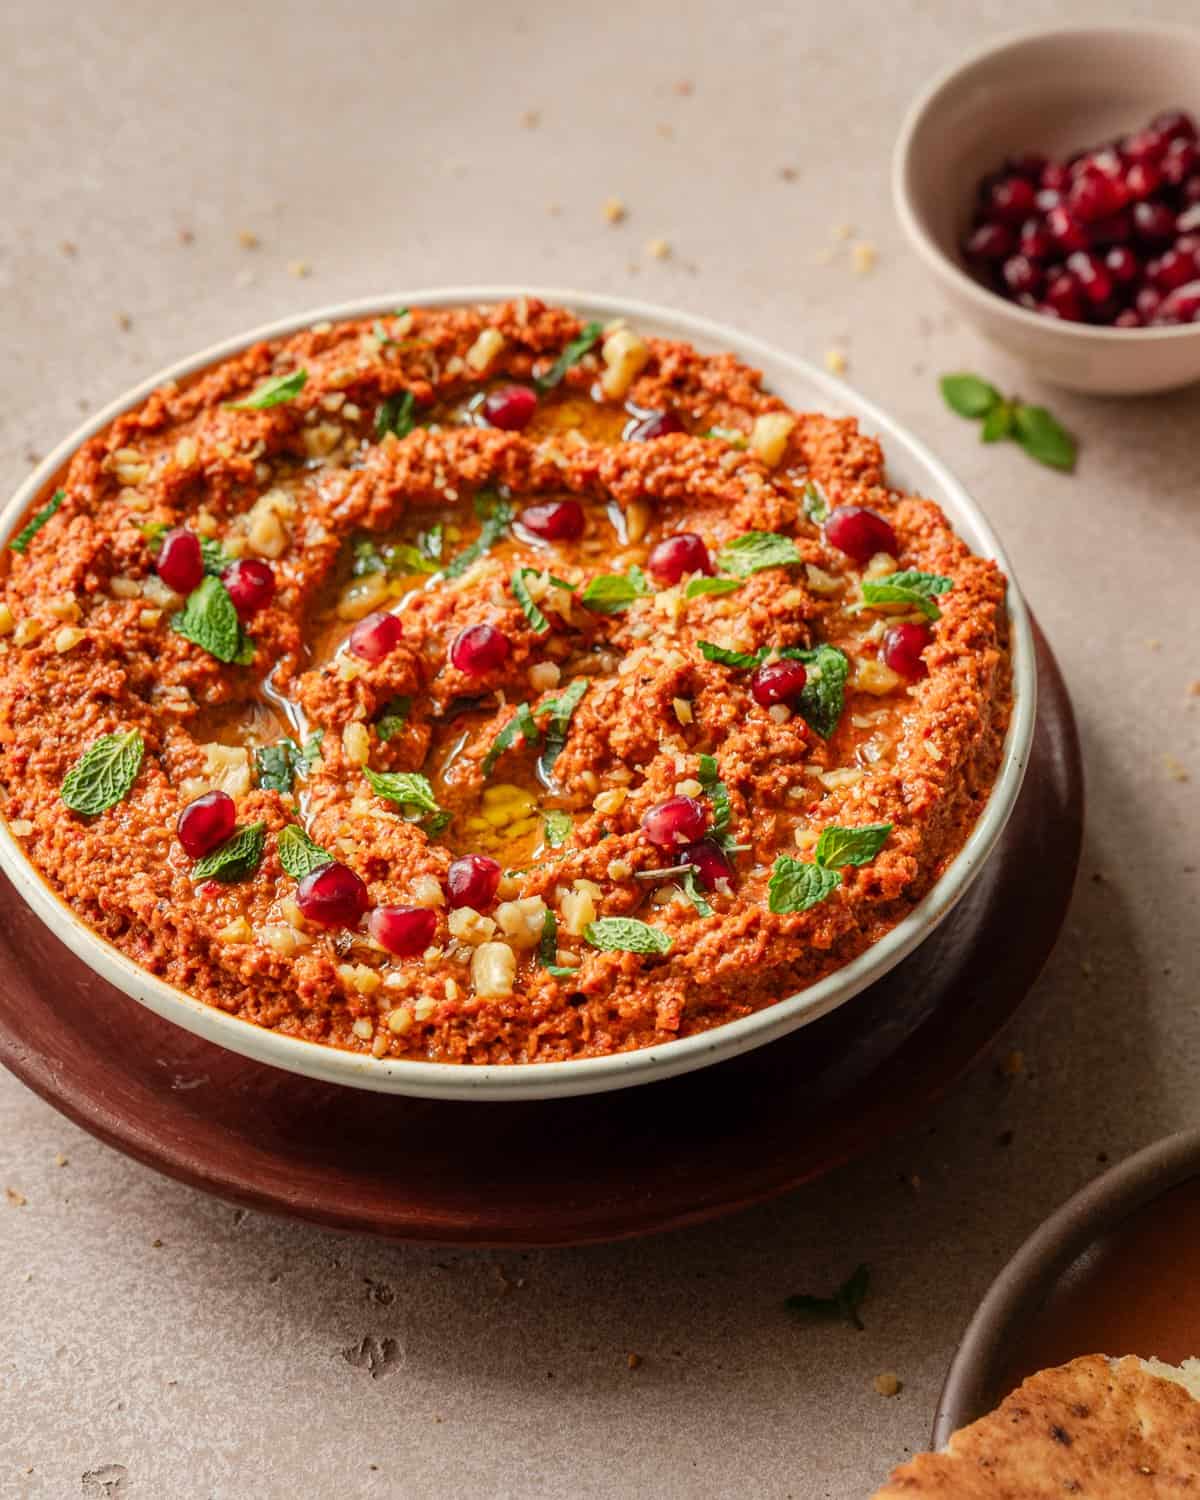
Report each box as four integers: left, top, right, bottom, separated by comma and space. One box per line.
0, 625, 1081, 1247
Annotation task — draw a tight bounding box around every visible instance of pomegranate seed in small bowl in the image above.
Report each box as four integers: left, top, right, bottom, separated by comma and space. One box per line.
896, 32, 1200, 392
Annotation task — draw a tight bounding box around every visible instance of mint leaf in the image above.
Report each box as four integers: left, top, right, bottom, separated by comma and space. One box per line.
980, 400, 1014, 443
698, 640, 763, 670
254, 731, 323, 794
767, 856, 841, 914
677, 867, 714, 917
802, 480, 830, 526
539, 907, 559, 967
537, 677, 589, 776
60, 729, 144, 816
786, 1264, 869, 1331
375, 697, 411, 742
583, 917, 672, 955
685, 576, 743, 599
939, 373, 1001, 419
227, 368, 307, 411
535, 321, 603, 391
814, 822, 892, 869
696, 753, 732, 835
277, 824, 332, 879
580, 566, 650, 614
715, 531, 802, 578
511, 568, 550, 635
171, 576, 255, 664
192, 821, 267, 882
445, 494, 513, 579
860, 570, 952, 623
483, 703, 540, 777
702, 426, 748, 449
375, 389, 415, 441
363, 768, 442, 818
1013, 404, 1077, 472
542, 809, 573, 848
787, 643, 849, 739
11, 490, 65, 554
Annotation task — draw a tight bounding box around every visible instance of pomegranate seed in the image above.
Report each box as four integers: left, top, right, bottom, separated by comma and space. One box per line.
156, 527, 204, 594
985, 176, 1037, 224
296, 861, 369, 927
1178, 204, 1200, 235
1066, 251, 1113, 305
222, 558, 275, 616
627, 409, 685, 440
1088, 148, 1124, 180
348, 610, 403, 662
1136, 286, 1164, 322
1068, 167, 1126, 223
176, 790, 236, 858
1018, 218, 1053, 260
963, 223, 1014, 261
1124, 160, 1162, 200
450, 623, 511, 674
1045, 204, 1089, 252
1043, 272, 1084, 321
1041, 162, 1070, 191
1158, 280, 1200, 324
1034, 188, 1061, 213
1104, 246, 1139, 284
1152, 109, 1198, 144
824, 506, 898, 565
517, 499, 585, 541
368, 904, 438, 957
881, 622, 932, 681
1122, 128, 1167, 164
646, 532, 713, 584
1153, 248, 1196, 292
482, 384, 537, 431
1163, 139, 1200, 186
1088, 211, 1131, 246
1182, 177, 1200, 207
642, 796, 707, 850
1133, 201, 1176, 245
1002, 254, 1043, 296
1006, 152, 1047, 180
750, 658, 808, 708
680, 837, 732, 892
1114, 308, 1142, 328
446, 854, 501, 909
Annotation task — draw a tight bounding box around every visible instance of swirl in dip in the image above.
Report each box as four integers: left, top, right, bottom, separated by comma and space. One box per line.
0, 300, 1011, 1064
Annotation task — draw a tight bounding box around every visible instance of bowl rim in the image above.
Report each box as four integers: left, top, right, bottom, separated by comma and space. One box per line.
0, 286, 1037, 1101
892, 20, 1200, 346
933, 1127, 1200, 1445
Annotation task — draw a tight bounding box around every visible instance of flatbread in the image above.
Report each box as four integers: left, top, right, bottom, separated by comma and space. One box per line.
872, 1355, 1200, 1496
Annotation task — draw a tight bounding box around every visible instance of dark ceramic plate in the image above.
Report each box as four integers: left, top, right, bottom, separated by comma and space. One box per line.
934, 1128, 1200, 1444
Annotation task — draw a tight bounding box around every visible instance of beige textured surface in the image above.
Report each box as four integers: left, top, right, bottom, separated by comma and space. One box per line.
1, 2, 1198, 1496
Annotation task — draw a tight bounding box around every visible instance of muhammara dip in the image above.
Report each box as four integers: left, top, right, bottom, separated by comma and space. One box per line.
0, 299, 1010, 1065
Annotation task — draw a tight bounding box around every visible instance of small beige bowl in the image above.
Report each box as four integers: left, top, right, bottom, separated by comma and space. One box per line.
893, 23, 1200, 395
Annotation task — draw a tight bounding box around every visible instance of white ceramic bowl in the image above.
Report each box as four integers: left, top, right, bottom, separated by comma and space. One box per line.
893, 23, 1200, 395
0, 288, 1036, 1101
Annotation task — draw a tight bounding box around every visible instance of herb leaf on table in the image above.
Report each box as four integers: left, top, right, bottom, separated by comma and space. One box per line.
785, 1263, 870, 1331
